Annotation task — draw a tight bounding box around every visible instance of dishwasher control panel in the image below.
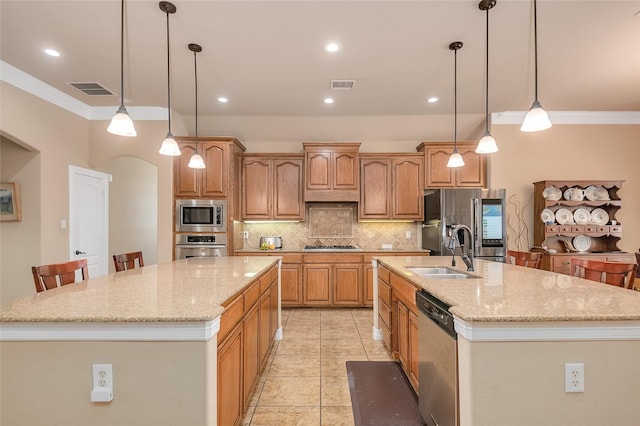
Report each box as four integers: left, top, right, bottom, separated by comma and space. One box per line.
416, 291, 457, 338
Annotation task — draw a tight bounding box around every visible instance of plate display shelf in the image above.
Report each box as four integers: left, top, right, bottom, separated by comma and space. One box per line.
533, 181, 628, 273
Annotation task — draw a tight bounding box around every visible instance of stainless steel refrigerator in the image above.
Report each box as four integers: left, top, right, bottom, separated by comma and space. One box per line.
421, 188, 506, 262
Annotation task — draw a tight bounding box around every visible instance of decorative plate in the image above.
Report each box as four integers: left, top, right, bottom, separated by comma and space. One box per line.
573, 235, 592, 252
590, 208, 609, 225
573, 208, 590, 225
563, 189, 573, 201
555, 208, 574, 225
540, 208, 555, 224
542, 186, 562, 201
584, 186, 599, 201
594, 187, 610, 200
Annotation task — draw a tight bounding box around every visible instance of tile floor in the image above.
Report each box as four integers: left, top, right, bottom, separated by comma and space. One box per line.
240, 308, 392, 426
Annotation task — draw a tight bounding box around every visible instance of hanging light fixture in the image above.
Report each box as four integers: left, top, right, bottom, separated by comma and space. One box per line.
187, 43, 206, 169
521, 0, 552, 132
107, 0, 137, 137
447, 41, 465, 168
158, 2, 180, 156
476, 0, 498, 154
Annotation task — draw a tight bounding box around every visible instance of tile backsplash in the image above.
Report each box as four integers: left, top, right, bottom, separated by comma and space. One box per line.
242, 203, 420, 250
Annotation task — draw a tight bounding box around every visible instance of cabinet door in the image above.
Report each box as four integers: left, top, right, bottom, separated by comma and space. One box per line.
174, 143, 200, 197
201, 143, 227, 197
306, 152, 331, 190
303, 264, 331, 305
273, 159, 304, 220
242, 158, 272, 220
281, 264, 302, 306
333, 264, 362, 305
396, 300, 409, 370
425, 146, 455, 188
360, 158, 391, 219
218, 323, 243, 426
408, 310, 419, 391
258, 291, 271, 369
392, 157, 424, 219
334, 152, 359, 190
364, 264, 374, 306
456, 146, 486, 187
243, 304, 260, 405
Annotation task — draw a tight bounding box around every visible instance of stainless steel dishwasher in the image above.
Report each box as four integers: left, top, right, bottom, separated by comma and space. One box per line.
416, 290, 458, 426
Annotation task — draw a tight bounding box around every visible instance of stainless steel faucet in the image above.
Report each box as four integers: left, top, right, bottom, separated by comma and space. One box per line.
446, 224, 475, 272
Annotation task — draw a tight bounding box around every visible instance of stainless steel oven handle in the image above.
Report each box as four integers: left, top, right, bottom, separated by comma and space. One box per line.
175, 244, 226, 249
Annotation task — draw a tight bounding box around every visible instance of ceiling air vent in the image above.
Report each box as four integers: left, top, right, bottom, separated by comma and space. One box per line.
330, 80, 356, 90
68, 82, 114, 96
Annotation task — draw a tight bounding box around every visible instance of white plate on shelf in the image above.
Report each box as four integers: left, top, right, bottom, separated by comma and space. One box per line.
594, 187, 610, 200
590, 208, 609, 225
585, 186, 599, 201
555, 208, 574, 225
573, 235, 592, 252
573, 208, 590, 225
540, 208, 555, 224
542, 187, 562, 201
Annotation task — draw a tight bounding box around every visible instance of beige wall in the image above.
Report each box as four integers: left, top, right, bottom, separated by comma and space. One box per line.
457, 336, 640, 425
0, 339, 217, 426
490, 124, 640, 253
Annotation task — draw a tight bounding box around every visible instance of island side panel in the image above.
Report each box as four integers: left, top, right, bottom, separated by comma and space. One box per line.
0, 339, 216, 426
457, 336, 640, 426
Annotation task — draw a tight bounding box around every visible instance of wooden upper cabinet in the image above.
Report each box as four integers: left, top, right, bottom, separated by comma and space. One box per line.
173, 137, 245, 198
417, 141, 487, 189
359, 154, 424, 220
303, 142, 361, 202
241, 154, 304, 221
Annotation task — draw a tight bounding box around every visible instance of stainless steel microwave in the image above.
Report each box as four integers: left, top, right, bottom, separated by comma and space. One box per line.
176, 199, 226, 232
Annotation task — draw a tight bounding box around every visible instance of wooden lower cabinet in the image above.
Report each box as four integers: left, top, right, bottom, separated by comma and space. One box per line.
303, 264, 332, 305
217, 265, 278, 426
333, 264, 362, 305
364, 264, 374, 306
217, 323, 243, 426
378, 265, 420, 393
281, 263, 303, 306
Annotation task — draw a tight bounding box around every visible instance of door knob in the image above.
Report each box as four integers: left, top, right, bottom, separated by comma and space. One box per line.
75, 250, 86, 255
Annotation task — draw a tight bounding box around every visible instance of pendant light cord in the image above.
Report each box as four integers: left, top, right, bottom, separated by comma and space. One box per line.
533, 0, 539, 102
119, 0, 125, 109
165, 10, 172, 133
454, 47, 458, 150
484, 7, 489, 134
193, 49, 199, 152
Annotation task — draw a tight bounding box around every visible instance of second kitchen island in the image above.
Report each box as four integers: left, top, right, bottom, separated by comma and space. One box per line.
373, 256, 640, 426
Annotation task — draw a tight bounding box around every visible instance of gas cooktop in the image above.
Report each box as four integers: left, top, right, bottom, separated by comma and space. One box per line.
304, 245, 361, 251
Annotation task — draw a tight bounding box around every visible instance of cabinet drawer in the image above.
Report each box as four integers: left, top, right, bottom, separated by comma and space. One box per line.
379, 319, 391, 351
390, 273, 417, 311
559, 226, 573, 233
219, 295, 243, 342
379, 280, 391, 306
304, 253, 363, 263
379, 298, 391, 329
244, 281, 261, 312
282, 253, 303, 263
259, 273, 271, 294
546, 225, 559, 233
610, 225, 622, 234
571, 226, 585, 233
379, 265, 390, 283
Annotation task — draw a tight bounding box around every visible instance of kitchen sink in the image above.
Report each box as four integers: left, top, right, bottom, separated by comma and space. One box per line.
406, 266, 479, 280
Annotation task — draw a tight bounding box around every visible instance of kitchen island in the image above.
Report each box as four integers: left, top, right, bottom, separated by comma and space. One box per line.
373, 256, 640, 426
0, 256, 282, 426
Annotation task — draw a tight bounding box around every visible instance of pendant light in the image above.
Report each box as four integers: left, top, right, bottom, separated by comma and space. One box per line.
521, 0, 552, 132
107, 0, 137, 137
447, 41, 465, 168
476, 0, 498, 154
187, 43, 206, 169
158, 1, 181, 156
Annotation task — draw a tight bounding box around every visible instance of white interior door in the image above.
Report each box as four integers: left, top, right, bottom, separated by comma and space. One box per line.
69, 165, 110, 279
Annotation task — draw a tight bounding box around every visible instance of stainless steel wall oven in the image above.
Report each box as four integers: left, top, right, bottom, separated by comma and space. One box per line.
175, 233, 227, 259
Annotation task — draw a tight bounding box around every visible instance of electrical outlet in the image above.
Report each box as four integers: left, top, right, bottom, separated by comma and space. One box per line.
243, 231, 249, 240
565, 363, 584, 393
405, 230, 412, 239
91, 364, 114, 402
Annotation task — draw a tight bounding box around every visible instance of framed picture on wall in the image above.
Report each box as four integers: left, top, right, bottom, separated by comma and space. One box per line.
0, 182, 22, 221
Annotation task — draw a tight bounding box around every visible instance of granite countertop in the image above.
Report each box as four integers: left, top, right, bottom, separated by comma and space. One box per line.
0, 257, 280, 323
235, 248, 430, 253
375, 256, 640, 322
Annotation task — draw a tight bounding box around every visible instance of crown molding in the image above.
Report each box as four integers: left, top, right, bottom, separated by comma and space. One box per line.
493, 111, 640, 125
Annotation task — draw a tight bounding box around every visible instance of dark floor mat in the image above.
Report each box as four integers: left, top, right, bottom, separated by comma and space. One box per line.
346, 361, 425, 426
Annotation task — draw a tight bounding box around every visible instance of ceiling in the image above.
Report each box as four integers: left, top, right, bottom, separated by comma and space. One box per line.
1, 0, 639, 119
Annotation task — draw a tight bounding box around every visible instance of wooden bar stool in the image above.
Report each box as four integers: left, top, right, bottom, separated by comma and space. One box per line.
32, 259, 89, 293
113, 251, 144, 272
506, 250, 543, 269
570, 258, 637, 290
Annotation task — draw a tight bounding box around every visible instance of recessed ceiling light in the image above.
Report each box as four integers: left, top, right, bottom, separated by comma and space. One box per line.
324, 42, 341, 52
217, 97, 228, 103
43, 48, 61, 57
324, 98, 334, 104
427, 97, 438, 103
